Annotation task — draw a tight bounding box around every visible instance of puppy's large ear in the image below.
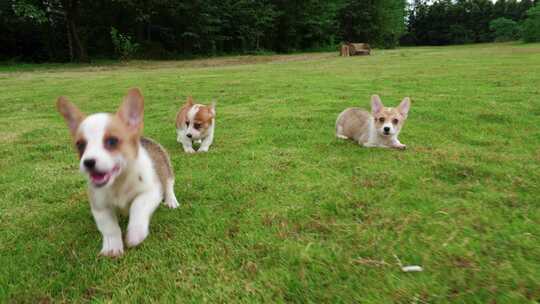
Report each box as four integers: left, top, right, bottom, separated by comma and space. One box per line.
371, 95, 383, 114
57, 96, 85, 136
185, 96, 194, 106
398, 97, 411, 118
118, 88, 144, 132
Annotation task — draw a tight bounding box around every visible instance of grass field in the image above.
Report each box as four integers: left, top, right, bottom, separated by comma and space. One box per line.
1, 42, 539, 303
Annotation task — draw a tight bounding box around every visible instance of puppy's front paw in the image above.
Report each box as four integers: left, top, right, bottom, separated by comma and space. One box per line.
126, 226, 149, 248
184, 147, 196, 154
100, 235, 124, 257
363, 142, 378, 148
165, 195, 179, 209
198, 147, 209, 153
393, 144, 407, 150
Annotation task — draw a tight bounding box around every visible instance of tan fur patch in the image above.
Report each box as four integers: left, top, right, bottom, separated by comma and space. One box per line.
175, 96, 193, 129
336, 108, 371, 142
175, 96, 214, 132
373, 108, 406, 129
73, 132, 86, 158
56, 96, 87, 158
194, 105, 214, 129
140, 137, 173, 193
107, 88, 145, 160
57, 96, 86, 136
105, 114, 139, 160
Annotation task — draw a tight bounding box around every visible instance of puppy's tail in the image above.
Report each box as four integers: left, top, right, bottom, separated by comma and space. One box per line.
336, 125, 348, 139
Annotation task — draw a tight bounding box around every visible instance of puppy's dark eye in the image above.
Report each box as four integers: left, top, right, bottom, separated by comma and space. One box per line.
378, 117, 385, 123
104, 136, 119, 150
76, 140, 86, 154
185, 121, 189, 127
194, 123, 201, 130
392, 118, 399, 124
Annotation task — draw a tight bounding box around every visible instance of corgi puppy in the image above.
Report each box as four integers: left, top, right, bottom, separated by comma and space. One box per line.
336, 95, 411, 149
176, 96, 215, 153
57, 88, 179, 257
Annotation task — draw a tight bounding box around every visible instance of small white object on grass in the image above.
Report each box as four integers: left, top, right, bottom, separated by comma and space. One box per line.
393, 254, 424, 273
401, 265, 424, 272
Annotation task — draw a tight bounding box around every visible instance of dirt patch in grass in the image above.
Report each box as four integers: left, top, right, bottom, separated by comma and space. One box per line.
0, 53, 336, 75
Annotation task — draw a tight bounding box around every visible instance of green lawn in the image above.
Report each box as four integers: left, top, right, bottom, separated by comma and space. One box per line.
1, 43, 539, 303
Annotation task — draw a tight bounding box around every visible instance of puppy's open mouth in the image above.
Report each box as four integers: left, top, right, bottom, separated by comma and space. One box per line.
89, 166, 120, 187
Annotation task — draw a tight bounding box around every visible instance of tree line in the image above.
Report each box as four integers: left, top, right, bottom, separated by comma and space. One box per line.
1, 0, 539, 62
403, 0, 539, 45
0, 0, 406, 62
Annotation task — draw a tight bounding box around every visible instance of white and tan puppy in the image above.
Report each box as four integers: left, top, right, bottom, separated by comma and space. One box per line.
57, 88, 179, 257
176, 96, 215, 153
336, 95, 411, 149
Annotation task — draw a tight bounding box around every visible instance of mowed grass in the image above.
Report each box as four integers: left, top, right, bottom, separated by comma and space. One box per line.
0, 43, 539, 303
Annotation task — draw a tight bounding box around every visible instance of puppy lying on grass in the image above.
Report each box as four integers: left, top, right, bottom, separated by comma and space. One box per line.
336, 95, 411, 149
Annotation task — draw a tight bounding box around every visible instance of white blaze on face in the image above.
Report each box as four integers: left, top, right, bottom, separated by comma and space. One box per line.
185, 104, 203, 139
381, 121, 397, 136
78, 113, 126, 187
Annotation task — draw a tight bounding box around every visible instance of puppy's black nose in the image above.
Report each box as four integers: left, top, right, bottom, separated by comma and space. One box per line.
83, 158, 96, 170
384, 127, 390, 132
186, 133, 192, 138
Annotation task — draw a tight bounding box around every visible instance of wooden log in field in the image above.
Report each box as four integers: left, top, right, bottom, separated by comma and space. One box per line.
340, 44, 350, 56
340, 43, 371, 56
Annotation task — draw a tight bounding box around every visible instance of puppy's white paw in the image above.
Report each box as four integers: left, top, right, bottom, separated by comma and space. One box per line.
184, 147, 196, 154
165, 195, 179, 209
100, 235, 124, 257
198, 147, 209, 153
394, 144, 407, 150
363, 142, 378, 148
126, 226, 149, 248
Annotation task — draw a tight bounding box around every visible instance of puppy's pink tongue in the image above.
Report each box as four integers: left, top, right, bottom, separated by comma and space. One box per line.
90, 172, 107, 183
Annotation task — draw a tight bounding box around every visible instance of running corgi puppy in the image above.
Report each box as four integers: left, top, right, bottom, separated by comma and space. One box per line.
176, 96, 215, 153
57, 88, 179, 257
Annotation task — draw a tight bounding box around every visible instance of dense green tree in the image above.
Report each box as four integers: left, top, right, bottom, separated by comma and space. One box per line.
10, 0, 89, 61
404, 0, 536, 46
521, 3, 540, 42
338, 0, 377, 45
219, 0, 276, 52
338, 0, 406, 48
490, 17, 520, 41
376, 0, 407, 47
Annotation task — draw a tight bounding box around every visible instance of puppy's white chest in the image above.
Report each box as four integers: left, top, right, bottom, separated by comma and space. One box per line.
89, 176, 140, 214
90, 159, 159, 213
111, 179, 141, 211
